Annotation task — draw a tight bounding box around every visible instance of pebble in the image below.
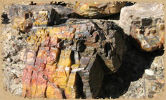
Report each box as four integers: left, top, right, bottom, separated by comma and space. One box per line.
145, 69, 154, 76
7, 58, 12, 62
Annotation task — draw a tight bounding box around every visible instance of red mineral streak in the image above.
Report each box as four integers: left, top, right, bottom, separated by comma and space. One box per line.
22, 65, 33, 97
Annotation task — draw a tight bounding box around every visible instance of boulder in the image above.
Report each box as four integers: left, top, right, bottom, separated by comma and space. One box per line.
22, 19, 126, 98
72, 1, 126, 18
119, 3, 164, 51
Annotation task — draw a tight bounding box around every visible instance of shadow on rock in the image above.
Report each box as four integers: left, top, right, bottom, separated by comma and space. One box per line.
97, 28, 164, 99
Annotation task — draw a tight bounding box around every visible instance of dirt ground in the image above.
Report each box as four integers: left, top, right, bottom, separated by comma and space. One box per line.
0, 0, 166, 100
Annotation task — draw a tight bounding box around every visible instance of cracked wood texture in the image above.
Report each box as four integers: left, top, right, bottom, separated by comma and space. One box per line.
119, 3, 164, 52
21, 18, 126, 98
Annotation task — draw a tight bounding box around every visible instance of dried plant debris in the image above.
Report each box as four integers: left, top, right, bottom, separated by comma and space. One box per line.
1, 1, 165, 99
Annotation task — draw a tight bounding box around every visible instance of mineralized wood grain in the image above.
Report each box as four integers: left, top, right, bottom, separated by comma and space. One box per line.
119, 3, 164, 51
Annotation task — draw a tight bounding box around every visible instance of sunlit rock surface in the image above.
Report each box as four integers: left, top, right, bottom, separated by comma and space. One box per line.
119, 3, 164, 51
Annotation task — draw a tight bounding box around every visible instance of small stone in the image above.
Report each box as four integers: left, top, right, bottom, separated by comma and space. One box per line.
145, 69, 154, 76
7, 58, 12, 63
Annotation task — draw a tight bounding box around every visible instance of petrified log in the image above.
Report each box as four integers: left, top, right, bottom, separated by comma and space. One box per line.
72, 1, 126, 18
5, 4, 73, 32
2, 3, 126, 99
119, 3, 164, 52
5, 1, 127, 32
21, 19, 126, 98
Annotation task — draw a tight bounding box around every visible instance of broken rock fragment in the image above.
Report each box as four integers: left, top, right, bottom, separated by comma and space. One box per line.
119, 3, 165, 52
21, 19, 126, 98
6, 4, 73, 32
73, 1, 126, 18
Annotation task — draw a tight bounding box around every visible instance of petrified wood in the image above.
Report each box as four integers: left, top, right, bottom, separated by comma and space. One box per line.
119, 3, 164, 51
21, 19, 126, 98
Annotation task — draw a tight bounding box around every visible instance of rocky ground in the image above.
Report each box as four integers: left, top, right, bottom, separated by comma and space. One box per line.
1, 1, 165, 99
2, 24, 28, 96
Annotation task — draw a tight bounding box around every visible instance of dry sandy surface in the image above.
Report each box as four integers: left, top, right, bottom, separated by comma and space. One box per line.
0, 0, 166, 100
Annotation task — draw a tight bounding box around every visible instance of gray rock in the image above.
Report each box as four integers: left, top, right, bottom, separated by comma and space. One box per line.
7, 58, 12, 63
145, 69, 154, 76
119, 3, 164, 51
119, 3, 164, 35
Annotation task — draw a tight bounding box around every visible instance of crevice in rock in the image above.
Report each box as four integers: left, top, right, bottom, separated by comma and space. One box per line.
97, 33, 164, 98
1, 12, 10, 24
